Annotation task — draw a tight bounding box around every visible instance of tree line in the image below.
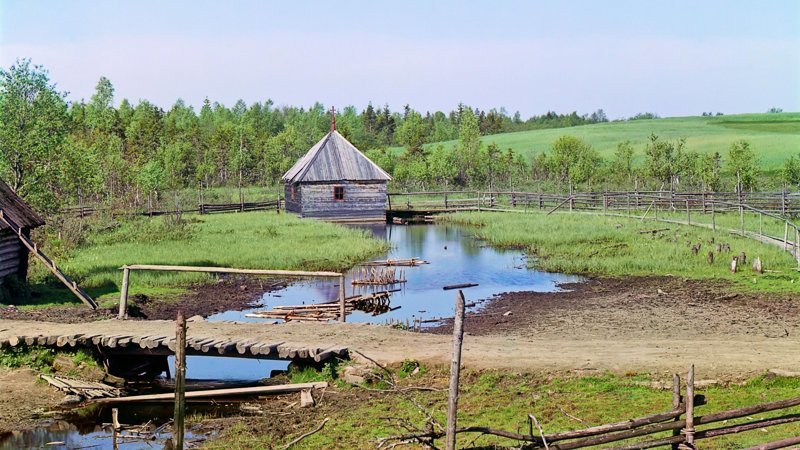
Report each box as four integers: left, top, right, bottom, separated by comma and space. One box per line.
0, 59, 798, 215
0, 59, 614, 213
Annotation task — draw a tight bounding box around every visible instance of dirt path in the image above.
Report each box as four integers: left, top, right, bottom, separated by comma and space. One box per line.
0, 368, 61, 434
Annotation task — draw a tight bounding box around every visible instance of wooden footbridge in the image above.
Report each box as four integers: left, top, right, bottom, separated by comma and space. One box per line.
0, 319, 349, 378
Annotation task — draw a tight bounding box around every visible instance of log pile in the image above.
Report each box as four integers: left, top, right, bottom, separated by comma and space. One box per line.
246, 291, 396, 322
352, 267, 407, 285
362, 257, 430, 267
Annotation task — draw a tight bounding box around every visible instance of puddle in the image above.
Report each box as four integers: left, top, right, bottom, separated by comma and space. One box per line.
209, 223, 581, 325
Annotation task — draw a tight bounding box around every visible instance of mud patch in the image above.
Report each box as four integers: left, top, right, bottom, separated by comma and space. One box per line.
138, 275, 287, 320
0, 276, 287, 322
427, 276, 800, 340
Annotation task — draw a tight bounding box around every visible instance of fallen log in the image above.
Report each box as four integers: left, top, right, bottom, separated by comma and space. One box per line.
95, 382, 328, 404
443, 283, 479, 291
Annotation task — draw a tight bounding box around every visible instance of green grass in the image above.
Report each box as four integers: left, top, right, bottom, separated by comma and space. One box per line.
24, 212, 388, 307
203, 368, 800, 449
392, 113, 800, 170
440, 210, 800, 292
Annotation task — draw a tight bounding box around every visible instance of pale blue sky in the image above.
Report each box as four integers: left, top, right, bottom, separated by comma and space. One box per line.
1, 1, 798, 118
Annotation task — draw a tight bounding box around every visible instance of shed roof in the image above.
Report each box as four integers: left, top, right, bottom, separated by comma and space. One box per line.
0, 179, 45, 229
282, 130, 392, 183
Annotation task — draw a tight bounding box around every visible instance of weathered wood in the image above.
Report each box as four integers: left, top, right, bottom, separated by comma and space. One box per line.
339, 275, 346, 323
443, 283, 479, 291
173, 313, 187, 450
118, 267, 130, 319
446, 290, 466, 450
743, 435, 800, 450
97, 381, 323, 404
683, 364, 695, 447
123, 264, 341, 278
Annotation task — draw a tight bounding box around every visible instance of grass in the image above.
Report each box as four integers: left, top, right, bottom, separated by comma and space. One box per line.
203, 366, 800, 449
439, 210, 800, 292
23, 212, 388, 307
391, 113, 800, 171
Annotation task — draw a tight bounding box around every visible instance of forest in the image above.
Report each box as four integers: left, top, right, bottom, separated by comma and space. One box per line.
1, 58, 798, 215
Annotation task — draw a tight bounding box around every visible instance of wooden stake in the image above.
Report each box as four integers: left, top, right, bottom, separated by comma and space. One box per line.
173, 312, 187, 450
118, 267, 130, 320
339, 275, 346, 323
671, 374, 681, 450
683, 364, 695, 447
446, 290, 466, 450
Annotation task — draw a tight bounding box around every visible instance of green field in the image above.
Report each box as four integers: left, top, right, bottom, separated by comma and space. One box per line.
394, 113, 800, 170
25, 212, 388, 306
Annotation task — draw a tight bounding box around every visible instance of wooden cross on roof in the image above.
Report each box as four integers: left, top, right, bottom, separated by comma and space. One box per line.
330, 106, 336, 132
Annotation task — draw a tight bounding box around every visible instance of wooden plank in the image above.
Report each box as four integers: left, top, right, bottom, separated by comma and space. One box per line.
123, 264, 341, 278
95, 382, 328, 404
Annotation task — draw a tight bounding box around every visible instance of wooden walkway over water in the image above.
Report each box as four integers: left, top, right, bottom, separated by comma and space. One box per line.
0, 319, 348, 364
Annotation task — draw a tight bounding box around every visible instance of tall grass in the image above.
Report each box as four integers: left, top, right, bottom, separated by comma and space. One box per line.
441, 210, 799, 292
29, 212, 388, 304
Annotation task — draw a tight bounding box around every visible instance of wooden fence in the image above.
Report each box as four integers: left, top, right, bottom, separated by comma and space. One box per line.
387, 190, 800, 216
386, 362, 800, 449
61, 199, 283, 218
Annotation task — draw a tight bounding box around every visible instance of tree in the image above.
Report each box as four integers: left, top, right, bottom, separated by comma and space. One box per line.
643, 134, 686, 189
549, 135, 599, 186
781, 155, 800, 188
698, 152, 722, 192
728, 140, 759, 192
0, 59, 70, 211
454, 109, 482, 185
609, 141, 635, 183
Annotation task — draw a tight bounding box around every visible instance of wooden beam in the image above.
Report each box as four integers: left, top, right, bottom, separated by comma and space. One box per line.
95, 382, 328, 404
122, 264, 341, 278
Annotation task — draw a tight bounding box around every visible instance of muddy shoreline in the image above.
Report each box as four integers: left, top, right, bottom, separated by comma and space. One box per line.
427, 276, 800, 339
0, 275, 286, 323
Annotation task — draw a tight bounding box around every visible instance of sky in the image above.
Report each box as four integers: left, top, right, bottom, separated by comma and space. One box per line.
1, 1, 799, 119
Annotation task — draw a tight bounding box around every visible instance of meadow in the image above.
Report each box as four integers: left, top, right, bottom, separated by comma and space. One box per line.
205, 366, 800, 450
26, 212, 389, 306
441, 210, 800, 292
394, 113, 800, 171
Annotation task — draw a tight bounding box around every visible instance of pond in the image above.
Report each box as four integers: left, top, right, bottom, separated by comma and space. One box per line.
1, 223, 581, 449
209, 223, 581, 325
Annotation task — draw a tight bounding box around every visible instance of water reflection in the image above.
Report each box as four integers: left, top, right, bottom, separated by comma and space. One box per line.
210, 224, 581, 325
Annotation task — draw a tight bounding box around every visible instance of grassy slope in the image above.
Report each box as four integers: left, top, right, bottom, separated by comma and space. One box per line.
26, 212, 388, 306
441, 210, 799, 292
393, 113, 800, 170
205, 369, 800, 450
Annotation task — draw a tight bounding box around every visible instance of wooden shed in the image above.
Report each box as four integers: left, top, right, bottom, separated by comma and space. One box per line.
0, 180, 44, 282
282, 117, 392, 222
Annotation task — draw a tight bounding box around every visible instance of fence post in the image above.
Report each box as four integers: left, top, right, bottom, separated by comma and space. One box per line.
118, 267, 130, 320
685, 199, 690, 225
445, 290, 466, 450
784, 222, 790, 252
339, 275, 346, 323
682, 364, 695, 448
711, 201, 716, 232
759, 213, 763, 235
444, 192, 448, 209
671, 373, 681, 450
173, 312, 187, 450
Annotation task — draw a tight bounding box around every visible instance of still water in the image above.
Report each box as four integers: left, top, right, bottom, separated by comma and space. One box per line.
210, 223, 581, 325
1, 223, 581, 449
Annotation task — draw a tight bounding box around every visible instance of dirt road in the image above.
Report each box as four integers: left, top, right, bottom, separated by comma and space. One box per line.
2, 277, 798, 378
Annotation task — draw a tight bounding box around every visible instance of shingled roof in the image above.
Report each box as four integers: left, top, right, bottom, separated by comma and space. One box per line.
282, 130, 392, 183
0, 179, 45, 229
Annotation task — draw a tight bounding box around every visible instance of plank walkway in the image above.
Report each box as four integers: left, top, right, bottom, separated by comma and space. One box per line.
0, 319, 347, 363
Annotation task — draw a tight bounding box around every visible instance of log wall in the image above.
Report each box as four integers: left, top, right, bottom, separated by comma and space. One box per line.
0, 228, 25, 280
295, 181, 386, 221
284, 182, 302, 214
